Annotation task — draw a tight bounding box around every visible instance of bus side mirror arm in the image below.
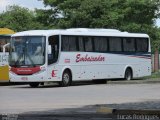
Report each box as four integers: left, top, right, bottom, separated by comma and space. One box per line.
3, 43, 10, 53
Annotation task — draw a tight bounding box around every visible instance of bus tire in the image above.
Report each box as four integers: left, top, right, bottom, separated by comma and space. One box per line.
60, 70, 72, 87
29, 82, 39, 88
124, 68, 132, 80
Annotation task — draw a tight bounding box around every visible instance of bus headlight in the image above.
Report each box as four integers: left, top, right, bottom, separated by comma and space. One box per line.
34, 69, 46, 75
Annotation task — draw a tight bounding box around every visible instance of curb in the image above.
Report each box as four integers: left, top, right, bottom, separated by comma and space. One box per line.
97, 107, 160, 115
97, 107, 113, 114
113, 109, 160, 115
107, 78, 160, 84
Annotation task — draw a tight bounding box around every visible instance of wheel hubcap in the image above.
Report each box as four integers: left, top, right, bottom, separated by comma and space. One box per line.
63, 73, 70, 84
126, 71, 131, 80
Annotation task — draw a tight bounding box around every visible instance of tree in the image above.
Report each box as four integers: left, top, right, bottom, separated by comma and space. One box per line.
42, 0, 160, 72
0, 5, 44, 32
42, 0, 160, 30
35, 8, 58, 29
151, 27, 160, 72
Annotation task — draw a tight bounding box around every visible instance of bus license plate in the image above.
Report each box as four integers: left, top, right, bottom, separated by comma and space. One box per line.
21, 77, 28, 80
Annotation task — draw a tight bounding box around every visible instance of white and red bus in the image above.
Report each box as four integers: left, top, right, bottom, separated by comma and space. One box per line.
9, 28, 151, 87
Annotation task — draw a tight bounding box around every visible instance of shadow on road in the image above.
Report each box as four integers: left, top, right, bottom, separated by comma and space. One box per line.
7, 101, 160, 120
2, 78, 147, 89
8, 80, 107, 89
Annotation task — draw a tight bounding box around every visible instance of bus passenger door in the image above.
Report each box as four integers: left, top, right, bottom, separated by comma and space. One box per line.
47, 35, 60, 81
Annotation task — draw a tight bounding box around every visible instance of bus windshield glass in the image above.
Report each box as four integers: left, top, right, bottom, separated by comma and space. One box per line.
9, 36, 45, 67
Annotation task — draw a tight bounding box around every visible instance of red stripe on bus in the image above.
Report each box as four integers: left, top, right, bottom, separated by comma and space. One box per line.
11, 66, 41, 75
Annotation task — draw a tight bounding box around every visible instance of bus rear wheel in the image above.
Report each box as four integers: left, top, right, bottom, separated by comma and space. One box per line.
29, 82, 39, 88
60, 70, 72, 87
124, 68, 132, 80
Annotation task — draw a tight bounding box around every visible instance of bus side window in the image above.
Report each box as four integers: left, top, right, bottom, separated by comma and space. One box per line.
48, 35, 59, 65
94, 37, 108, 52
84, 37, 93, 52
109, 37, 122, 52
61, 36, 77, 51
123, 38, 135, 52
78, 37, 84, 51
136, 38, 148, 52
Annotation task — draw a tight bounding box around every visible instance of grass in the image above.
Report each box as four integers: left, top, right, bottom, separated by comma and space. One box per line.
141, 71, 160, 80
150, 71, 160, 78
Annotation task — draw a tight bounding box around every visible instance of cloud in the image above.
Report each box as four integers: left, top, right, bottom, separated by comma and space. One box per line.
0, 0, 13, 12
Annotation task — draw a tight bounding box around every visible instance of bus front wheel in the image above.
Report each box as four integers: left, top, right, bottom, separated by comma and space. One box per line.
60, 70, 72, 87
124, 68, 132, 80
29, 82, 39, 88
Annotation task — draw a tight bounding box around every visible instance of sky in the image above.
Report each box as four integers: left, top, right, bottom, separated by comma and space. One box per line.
0, 0, 46, 12
156, 19, 160, 27
0, 0, 160, 27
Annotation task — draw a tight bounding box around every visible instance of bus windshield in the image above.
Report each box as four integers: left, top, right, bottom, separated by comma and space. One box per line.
9, 36, 45, 67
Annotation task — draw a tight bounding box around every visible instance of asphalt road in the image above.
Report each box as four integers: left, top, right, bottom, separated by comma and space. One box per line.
0, 82, 160, 119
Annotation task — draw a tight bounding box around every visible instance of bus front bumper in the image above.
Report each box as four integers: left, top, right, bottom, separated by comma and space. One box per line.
9, 71, 47, 82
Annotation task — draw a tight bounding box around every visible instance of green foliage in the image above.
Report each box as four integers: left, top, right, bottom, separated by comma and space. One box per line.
43, 0, 65, 7
35, 8, 58, 29
42, 0, 160, 51
0, 5, 44, 32
42, 0, 160, 29
1, 1, 160, 51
